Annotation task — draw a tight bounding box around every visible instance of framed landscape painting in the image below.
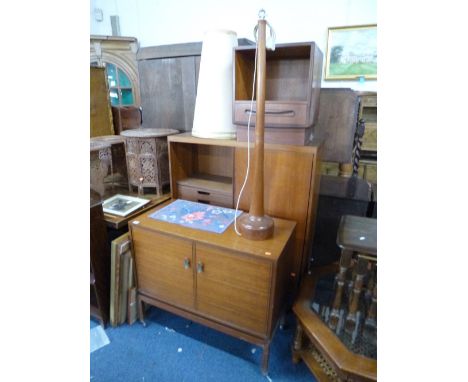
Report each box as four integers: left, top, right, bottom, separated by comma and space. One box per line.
325, 24, 377, 80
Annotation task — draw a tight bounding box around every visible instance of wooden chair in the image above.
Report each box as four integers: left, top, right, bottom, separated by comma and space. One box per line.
292, 215, 377, 381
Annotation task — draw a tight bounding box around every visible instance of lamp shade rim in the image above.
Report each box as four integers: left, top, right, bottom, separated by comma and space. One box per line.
203, 29, 237, 37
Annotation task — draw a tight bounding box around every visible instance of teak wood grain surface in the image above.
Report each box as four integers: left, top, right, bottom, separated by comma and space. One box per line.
167, 133, 321, 292
129, 200, 296, 373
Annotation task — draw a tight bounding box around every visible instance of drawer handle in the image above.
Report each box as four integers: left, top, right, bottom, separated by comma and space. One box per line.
197, 261, 204, 273
244, 109, 295, 116
183, 258, 190, 269
197, 190, 210, 195
197, 200, 210, 204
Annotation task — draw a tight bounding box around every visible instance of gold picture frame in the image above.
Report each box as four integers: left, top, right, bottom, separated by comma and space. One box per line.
325, 24, 377, 80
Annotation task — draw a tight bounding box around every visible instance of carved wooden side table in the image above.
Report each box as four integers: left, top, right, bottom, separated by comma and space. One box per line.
90, 135, 128, 191
120, 128, 179, 196
90, 141, 112, 197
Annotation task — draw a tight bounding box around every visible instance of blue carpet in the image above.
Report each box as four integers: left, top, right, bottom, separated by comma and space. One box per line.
90, 307, 316, 381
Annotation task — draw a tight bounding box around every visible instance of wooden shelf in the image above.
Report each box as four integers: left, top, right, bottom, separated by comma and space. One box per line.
168, 133, 238, 147
177, 174, 232, 195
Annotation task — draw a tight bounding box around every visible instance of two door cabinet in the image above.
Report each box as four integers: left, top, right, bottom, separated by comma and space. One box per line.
129, 202, 296, 374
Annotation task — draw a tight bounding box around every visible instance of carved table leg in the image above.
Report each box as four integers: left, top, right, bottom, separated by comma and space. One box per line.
261, 342, 271, 376
329, 249, 353, 330
292, 323, 304, 364
345, 256, 368, 333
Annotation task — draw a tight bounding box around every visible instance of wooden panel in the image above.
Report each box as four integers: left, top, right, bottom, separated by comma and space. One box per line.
235, 146, 315, 283
138, 56, 197, 132
169, 141, 196, 199
270, 233, 294, 334
196, 145, 233, 178
137, 42, 202, 60
131, 228, 195, 309
361, 122, 377, 151
90, 202, 110, 325
313, 88, 359, 163
195, 243, 271, 336
236, 125, 312, 146
90, 67, 114, 137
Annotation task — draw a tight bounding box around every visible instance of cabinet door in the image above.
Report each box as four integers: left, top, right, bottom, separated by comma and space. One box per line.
195, 243, 271, 336
132, 228, 195, 309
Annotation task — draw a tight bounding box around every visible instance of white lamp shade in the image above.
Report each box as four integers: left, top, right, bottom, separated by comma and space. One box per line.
192, 29, 238, 139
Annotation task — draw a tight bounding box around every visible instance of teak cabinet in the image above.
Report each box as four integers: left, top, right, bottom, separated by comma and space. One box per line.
167, 133, 321, 291
129, 203, 296, 374
233, 42, 323, 129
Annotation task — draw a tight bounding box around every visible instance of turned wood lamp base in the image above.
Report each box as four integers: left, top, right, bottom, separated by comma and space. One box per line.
238, 213, 274, 241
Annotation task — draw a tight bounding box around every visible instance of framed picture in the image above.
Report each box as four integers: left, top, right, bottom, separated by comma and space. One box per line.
325, 24, 377, 80
102, 194, 150, 217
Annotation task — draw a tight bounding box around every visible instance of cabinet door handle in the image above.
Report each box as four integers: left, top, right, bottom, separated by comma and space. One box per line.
183, 258, 191, 269
197, 261, 204, 273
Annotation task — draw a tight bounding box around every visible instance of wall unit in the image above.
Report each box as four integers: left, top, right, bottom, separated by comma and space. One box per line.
129, 202, 296, 374
167, 133, 321, 291
233, 42, 322, 129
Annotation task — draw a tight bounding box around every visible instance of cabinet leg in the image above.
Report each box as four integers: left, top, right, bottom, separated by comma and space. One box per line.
137, 295, 146, 327
279, 312, 287, 330
292, 323, 304, 364
261, 342, 270, 376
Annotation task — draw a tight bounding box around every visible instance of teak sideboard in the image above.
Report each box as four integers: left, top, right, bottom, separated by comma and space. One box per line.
167, 133, 321, 292
128, 202, 296, 374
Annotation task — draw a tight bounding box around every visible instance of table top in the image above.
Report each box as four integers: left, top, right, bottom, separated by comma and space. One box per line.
336, 215, 376, 255
91, 135, 126, 144
90, 141, 111, 151
130, 199, 296, 261
103, 193, 171, 230
120, 128, 179, 138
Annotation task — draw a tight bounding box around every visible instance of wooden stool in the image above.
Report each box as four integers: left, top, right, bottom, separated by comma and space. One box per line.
292, 215, 377, 381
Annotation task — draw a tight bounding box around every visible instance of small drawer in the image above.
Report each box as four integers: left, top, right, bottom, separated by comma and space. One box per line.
233, 101, 310, 128
178, 185, 233, 208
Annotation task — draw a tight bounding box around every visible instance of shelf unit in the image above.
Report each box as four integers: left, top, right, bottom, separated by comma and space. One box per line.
167, 133, 321, 291
168, 134, 235, 208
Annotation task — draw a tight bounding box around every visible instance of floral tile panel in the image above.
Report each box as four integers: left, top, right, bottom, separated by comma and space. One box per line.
149, 199, 242, 234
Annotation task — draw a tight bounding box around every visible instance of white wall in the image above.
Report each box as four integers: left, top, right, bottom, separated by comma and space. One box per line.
90, 0, 377, 91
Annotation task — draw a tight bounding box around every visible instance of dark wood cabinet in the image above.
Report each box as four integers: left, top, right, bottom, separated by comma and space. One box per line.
90, 200, 111, 326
